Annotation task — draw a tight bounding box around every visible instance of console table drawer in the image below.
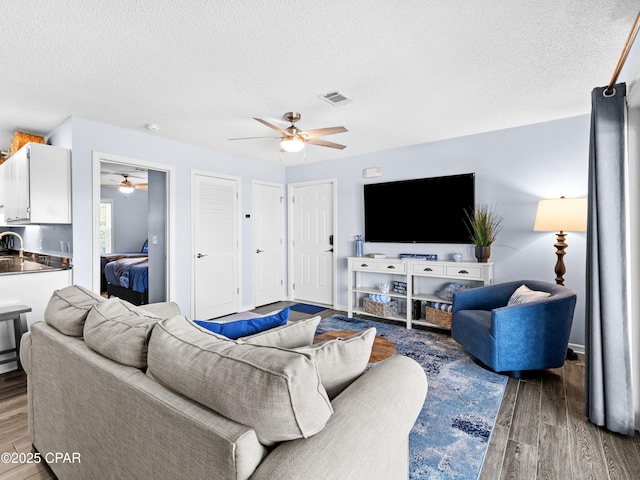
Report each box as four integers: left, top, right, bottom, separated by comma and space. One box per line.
411, 264, 445, 276
352, 261, 406, 273
445, 265, 484, 279
378, 262, 406, 273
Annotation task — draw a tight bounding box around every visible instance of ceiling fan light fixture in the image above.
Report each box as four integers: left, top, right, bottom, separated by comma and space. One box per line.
281, 136, 305, 152
119, 185, 134, 194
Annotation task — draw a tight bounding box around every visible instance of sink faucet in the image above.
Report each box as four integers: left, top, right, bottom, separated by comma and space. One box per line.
0, 232, 24, 258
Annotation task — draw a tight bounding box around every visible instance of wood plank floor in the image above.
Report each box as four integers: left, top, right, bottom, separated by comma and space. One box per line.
2, 302, 639, 479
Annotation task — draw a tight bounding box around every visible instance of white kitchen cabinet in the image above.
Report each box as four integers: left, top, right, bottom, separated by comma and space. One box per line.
0, 268, 72, 373
3, 143, 71, 224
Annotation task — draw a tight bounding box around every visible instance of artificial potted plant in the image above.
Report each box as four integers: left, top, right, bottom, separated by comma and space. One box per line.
465, 204, 503, 262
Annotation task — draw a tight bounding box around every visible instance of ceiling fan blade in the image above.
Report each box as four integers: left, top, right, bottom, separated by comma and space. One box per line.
302, 126, 348, 139
136, 183, 149, 190
254, 118, 291, 136
228, 136, 281, 141
306, 138, 347, 150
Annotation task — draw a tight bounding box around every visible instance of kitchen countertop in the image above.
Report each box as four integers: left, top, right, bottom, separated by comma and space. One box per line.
0, 251, 72, 275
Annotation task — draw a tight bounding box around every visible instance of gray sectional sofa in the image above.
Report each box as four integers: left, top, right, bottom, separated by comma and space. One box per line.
20, 286, 428, 480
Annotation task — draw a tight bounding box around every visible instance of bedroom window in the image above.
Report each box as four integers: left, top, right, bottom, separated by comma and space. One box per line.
99, 199, 114, 253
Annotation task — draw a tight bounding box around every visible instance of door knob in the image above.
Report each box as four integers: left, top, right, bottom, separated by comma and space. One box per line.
256, 249, 264, 253
196, 253, 208, 258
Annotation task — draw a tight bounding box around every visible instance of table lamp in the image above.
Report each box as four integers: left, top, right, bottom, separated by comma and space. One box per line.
533, 196, 588, 285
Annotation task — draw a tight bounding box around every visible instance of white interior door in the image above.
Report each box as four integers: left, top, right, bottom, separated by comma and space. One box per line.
289, 180, 336, 306
193, 173, 239, 319
253, 181, 285, 307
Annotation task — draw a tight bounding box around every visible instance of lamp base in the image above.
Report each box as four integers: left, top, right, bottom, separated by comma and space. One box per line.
554, 231, 567, 286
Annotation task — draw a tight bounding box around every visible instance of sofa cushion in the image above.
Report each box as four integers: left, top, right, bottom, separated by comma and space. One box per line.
44, 284, 104, 337
194, 308, 289, 339
507, 284, 551, 306
239, 315, 322, 348
84, 298, 162, 368
293, 328, 376, 399
147, 315, 333, 446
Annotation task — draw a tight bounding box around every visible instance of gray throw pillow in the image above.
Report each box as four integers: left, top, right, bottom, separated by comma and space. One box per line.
436, 282, 469, 302
293, 328, 376, 399
239, 315, 322, 348
44, 284, 104, 336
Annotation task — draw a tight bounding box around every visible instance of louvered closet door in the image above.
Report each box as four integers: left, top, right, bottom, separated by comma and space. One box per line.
193, 174, 239, 320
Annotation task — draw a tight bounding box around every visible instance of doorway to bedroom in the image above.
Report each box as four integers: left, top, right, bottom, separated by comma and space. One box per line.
93, 152, 174, 305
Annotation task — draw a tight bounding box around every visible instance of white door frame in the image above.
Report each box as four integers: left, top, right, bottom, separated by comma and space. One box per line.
190, 169, 242, 318
252, 180, 285, 308
287, 178, 338, 307
91, 152, 176, 300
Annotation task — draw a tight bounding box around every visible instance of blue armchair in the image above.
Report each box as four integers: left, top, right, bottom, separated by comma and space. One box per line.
451, 280, 577, 377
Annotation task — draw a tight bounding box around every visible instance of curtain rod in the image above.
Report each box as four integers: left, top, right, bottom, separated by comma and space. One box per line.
605, 10, 640, 95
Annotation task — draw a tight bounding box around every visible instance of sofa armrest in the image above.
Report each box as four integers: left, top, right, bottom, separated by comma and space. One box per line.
491, 295, 576, 349
249, 355, 427, 480
19, 331, 32, 376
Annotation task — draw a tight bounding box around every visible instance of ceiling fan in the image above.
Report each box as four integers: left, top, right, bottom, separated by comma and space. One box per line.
230, 112, 348, 152
102, 173, 148, 193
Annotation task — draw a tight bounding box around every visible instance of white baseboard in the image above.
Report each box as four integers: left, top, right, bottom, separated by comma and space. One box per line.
569, 342, 585, 355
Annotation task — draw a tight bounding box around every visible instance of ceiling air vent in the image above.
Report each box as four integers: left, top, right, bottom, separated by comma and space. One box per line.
319, 90, 353, 107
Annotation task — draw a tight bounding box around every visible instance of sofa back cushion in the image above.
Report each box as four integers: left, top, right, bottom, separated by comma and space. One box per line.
45, 285, 104, 336
147, 315, 333, 446
84, 298, 163, 368
238, 315, 322, 348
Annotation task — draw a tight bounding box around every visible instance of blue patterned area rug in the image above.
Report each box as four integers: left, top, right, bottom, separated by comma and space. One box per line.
317, 315, 508, 480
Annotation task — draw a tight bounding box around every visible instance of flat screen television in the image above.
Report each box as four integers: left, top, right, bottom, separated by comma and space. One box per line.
364, 173, 475, 243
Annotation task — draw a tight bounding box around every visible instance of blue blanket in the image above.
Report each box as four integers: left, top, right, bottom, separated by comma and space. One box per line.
104, 257, 148, 293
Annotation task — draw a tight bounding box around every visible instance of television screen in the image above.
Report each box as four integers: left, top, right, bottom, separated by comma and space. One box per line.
364, 173, 475, 243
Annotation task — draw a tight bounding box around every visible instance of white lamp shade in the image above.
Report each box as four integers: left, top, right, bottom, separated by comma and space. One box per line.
533, 197, 587, 232
119, 186, 134, 194
281, 136, 305, 152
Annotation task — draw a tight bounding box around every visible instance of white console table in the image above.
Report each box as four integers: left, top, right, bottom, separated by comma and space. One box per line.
347, 257, 494, 329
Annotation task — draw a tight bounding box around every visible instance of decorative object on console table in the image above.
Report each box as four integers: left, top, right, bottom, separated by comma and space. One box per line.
354, 234, 364, 257
400, 253, 438, 260
452, 252, 463, 262
465, 204, 504, 262
393, 281, 407, 294
533, 196, 587, 285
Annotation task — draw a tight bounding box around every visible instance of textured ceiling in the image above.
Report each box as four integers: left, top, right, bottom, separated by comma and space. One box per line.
1, 1, 638, 166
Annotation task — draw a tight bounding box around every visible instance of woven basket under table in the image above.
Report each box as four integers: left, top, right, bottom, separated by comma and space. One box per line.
426, 306, 452, 329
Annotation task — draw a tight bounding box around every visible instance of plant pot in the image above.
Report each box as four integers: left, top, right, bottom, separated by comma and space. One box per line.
475, 246, 491, 263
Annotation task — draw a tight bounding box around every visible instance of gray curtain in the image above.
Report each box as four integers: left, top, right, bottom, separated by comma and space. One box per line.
585, 83, 635, 435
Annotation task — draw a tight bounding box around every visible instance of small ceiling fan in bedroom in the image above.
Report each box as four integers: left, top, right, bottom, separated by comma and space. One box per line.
102, 173, 148, 193
229, 112, 348, 152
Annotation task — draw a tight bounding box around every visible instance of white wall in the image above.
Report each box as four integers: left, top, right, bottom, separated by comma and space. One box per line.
286, 115, 590, 346
49, 116, 286, 316
100, 186, 148, 253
